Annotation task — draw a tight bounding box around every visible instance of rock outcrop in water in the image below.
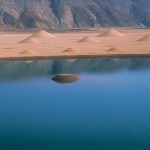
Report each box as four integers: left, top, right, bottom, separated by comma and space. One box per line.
0, 0, 150, 29
52, 74, 80, 83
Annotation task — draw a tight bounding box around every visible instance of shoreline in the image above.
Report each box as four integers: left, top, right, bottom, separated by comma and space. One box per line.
1, 28, 150, 61
1, 54, 150, 61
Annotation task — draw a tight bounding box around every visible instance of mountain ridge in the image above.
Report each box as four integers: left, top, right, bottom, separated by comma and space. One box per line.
0, 0, 150, 29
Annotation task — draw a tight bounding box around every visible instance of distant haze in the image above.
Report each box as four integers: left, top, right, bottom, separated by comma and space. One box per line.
0, 0, 150, 29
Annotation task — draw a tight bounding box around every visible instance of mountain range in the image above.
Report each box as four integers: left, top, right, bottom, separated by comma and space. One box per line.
0, 0, 150, 29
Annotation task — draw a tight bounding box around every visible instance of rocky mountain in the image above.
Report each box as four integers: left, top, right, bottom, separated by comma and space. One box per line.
0, 0, 150, 29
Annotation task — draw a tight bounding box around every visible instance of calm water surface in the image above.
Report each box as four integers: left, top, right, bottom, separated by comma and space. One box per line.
0, 58, 150, 150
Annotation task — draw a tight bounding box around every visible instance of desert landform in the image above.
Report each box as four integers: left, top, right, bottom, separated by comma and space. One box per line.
0, 28, 150, 60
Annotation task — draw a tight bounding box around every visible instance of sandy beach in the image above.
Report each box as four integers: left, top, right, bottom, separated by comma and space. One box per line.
1, 28, 150, 60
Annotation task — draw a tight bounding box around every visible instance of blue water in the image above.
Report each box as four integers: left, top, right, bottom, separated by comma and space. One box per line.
0, 58, 150, 149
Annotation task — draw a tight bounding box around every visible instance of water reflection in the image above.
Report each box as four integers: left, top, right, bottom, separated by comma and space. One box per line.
1, 58, 150, 149
1, 58, 150, 82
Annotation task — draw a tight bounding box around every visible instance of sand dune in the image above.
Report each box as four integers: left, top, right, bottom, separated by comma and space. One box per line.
30, 30, 56, 38
107, 47, 121, 52
137, 35, 149, 42
19, 37, 39, 44
63, 48, 79, 53
1, 28, 150, 60
78, 36, 99, 43
98, 29, 125, 37
19, 50, 36, 55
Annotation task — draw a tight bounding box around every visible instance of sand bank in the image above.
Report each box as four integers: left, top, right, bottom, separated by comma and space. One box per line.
1, 28, 150, 61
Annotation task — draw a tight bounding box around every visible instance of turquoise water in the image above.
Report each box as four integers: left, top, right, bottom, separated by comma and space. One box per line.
0, 58, 150, 149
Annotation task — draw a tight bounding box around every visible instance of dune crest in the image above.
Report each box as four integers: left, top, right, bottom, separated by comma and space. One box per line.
63, 48, 79, 53
98, 29, 125, 37
137, 35, 149, 42
78, 36, 99, 43
30, 30, 56, 38
19, 50, 36, 55
107, 47, 121, 52
19, 37, 39, 44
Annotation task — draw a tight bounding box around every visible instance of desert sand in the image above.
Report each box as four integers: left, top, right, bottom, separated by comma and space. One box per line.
19, 37, 40, 44
29, 30, 56, 38
19, 49, 36, 55
106, 47, 121, 52
97, 29, 125, 37
78, 36, 100, 43
1, 28, 150, 60
137, 35, 150, 42
63, 48, 80, 53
